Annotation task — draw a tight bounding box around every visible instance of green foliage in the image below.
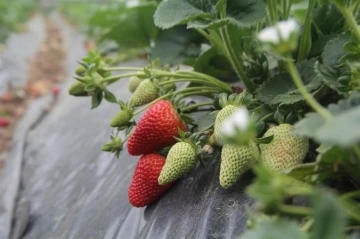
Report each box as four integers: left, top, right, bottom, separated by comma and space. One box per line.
0, 0, 37, 43
256, 59, 322, 105
154, 0, 266, 29
294, 92, 360, 146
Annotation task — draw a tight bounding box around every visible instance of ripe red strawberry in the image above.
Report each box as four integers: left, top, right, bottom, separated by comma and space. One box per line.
128, 153, 174, 207
0, 117, 10, 128
127, 100, 187, 155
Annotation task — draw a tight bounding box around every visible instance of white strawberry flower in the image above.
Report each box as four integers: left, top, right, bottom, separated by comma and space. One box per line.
257, 19, 300, 55
221, 107, 250, 137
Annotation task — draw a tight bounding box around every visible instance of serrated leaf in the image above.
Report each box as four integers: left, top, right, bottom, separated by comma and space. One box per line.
322, 33, 350, 67
256, 59, 322, 105
154, 0, 265, 29
314, 61, 350, 93
91, 90, 103, 109
154, 0, 213, 29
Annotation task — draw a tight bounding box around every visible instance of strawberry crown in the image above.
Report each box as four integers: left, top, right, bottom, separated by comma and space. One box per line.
218, 91, 253, 109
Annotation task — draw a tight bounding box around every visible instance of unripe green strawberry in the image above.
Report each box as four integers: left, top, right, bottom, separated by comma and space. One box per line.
214, 105, 238, 144
158, 142, 196, 185
220, 144, 256, 189
68, 81, 88, 96
75, 65, 87, 76
129, 79, 158, 107
110, 110, 133, 127
260, 124, 309, 173
128, 76, 142, 93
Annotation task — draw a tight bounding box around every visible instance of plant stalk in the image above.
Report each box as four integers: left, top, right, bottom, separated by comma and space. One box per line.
285, 59, 332, 120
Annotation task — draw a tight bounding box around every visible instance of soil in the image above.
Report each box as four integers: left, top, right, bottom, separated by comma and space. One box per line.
0, 18, 66, 170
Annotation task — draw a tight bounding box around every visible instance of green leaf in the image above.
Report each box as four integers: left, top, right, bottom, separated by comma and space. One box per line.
256, 59, 323, 105
316, 105, 360, 146
91, 90, 103, 109
154, 0, 265, 29
102, 4, 158, 48
247, 166, 312, 213
294, 91, 360, 146
312, 3, 344, 36
322, 33, 350, 68
241, 217, 308, 239
151, 26, 201, 65
225, 0, 266, 27
154, 0, 213, 29
313, 190, 346, 239
104, 90, 117, 103
195, 111, 218, 131
215, 0, 227, 13
193, 45, 234, 80
254, 135, 273, 145
293, 112, 326, 138
314, 61, 351, 93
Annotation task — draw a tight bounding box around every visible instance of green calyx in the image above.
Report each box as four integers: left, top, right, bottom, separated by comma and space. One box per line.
260, 124, 309, 173
102, 135, 123, 158
218, 91, 253, 109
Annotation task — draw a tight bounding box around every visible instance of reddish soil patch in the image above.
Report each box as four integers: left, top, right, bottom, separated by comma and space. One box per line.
0, 18, 66, 170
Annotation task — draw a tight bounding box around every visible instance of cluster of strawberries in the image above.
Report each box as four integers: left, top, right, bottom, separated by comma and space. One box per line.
125, 100, 188, 207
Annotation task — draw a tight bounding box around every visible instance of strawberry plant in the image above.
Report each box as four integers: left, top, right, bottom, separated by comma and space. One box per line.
68, 0, 360, 237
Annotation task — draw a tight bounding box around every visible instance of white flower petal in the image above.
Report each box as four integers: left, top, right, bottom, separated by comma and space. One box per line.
232, 107, 250, 130
257, 27, 280, 43
277, 19, 299, 40
220, 107, 250, 136
221, 119, 236, 136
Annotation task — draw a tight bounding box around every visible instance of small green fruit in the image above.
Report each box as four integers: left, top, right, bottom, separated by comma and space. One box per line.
220, 144, 256, 189
158, 142, 196, 185
214, 105, 238, 144
260, 124, 309, 173
75, 65, 87, 76
129, 79, 159, 107
68, 81, 88, 96
110, 110, 133, 128
128, 76, 142, 93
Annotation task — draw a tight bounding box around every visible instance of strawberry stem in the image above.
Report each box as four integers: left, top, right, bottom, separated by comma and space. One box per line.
133, 88, 219, 115
102, 70, 232, 93
181, 101, 214, 112
103, 66, 141, 71
278, 204, 313, 217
